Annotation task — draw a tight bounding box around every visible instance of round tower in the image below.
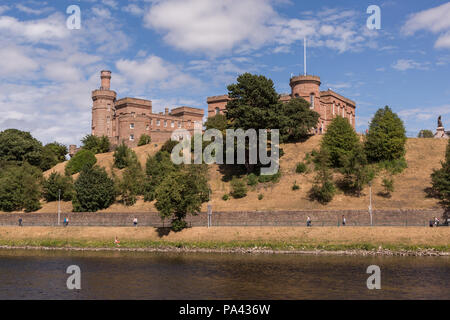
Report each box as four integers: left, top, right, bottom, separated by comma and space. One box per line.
92, 70, 116, 138
289, 75, 321, 112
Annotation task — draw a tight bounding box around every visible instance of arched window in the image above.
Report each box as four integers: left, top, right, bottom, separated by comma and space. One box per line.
215, 107, 220, 115
310, 93, 315, 109
294, 93, 299, 98
332, 103, 335, 115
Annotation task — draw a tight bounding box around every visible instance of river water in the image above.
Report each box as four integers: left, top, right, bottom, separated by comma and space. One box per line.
0, 249, 448, 299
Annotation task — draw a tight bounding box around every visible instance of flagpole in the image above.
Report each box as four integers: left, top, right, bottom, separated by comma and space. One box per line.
304, 37, 307, 76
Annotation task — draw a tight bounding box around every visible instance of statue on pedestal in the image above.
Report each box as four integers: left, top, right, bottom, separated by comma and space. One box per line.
438, 115, 443, 128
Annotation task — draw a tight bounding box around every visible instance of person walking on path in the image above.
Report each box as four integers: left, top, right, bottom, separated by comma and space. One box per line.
114, 236, 120, 247
306, 216, 311, 227
18, 217, 23, 227
133, 217, 138, 227
342, 215, 346, 226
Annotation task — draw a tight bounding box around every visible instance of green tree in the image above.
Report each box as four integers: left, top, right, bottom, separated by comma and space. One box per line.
42, 172, 74, 202
431, 139, 450, 207
0, 129, 44, 169
81, 134, 110, 154
418, 130, 434, 138
280, 98, 320, 142
65, 149, 97, 175
230, 177, 248, 198
160, 139, 179, 154
144, 151, 178, 201
39, 142, 68, 171
44, 142, 68, 162
155, 165, 209, 231
321, 116, 360, 168
364, 106, 407, 162
309, 149, 335, 204
205, 113, 228, 132
72, 165, 115, 212
0, 163, 42, 212
138, 134, 152, 146
117, 162, 145, 206
381, 177, 395, 197
113, 142, 138, 169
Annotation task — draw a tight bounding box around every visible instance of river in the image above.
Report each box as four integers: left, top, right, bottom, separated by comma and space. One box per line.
0, 249, 448, 299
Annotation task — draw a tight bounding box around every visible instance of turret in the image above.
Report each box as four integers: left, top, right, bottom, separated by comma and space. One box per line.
289, 75, 321, 111
92, 70, 116, 137
100, 70, 111, 90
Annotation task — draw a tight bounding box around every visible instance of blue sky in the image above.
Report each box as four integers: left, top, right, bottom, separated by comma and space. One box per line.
0, 0, 449, 145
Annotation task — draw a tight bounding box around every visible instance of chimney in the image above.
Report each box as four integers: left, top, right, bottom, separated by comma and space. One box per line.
100, 70, 111, 90
165, 107, 169, 115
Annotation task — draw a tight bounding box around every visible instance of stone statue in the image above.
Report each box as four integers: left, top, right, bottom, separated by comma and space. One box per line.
438, 115, 443, 128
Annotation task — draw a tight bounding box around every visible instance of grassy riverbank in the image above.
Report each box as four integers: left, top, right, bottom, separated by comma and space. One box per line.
0, 226, 448, 255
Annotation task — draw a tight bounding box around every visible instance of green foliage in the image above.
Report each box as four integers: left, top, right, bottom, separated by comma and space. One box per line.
72, 165, 115, 212
321, 116, 360, 168
309, 149, 335, 204
81, 135, 110, 154
364, 106, 407, 162
65, 149, 97, 175
418, 130, 434, 138
381, 177, 395, 197
113, 142, 138, 169
339, 143, 374, 196
39, 142, 68, 171
42, 172, 74, 202
160, 139, 179, 154
154, 165, 209, 231
257, 170, 281, 183
0, 163, 42, 212
377, 158, 408, 175
431, 139, 450, 207
44, 142, 68, 162
230, 177, 247, 198
296, 162, 307, 174
247, 173, 258, 186
205, 114, 228, 131
117, 162, 145, 206
222, 194, 229, 201
138, 134, 152, 146
258, 194, 264, 200
292, 181, 300, 191
280, 98, 320, 142
144, 151, 178, 201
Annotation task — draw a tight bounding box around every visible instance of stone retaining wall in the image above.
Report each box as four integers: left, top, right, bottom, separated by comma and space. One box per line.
0, 209, 444, 227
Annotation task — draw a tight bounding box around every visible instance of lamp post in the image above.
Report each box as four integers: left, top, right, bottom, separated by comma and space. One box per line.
58, 189, 61, 226
368, 182, 373, 226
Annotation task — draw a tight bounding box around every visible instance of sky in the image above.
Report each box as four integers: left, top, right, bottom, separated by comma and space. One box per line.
0, 0, 449, 145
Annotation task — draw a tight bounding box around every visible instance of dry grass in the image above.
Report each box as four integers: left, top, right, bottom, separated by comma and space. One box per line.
0, 226, 448, 248
28, 137, 448, 214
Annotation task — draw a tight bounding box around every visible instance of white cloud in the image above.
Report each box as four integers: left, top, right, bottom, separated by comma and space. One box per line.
0, 46, 39, 76
15, 4, 53, 15
402, 2, 450, 49
122, 4, 144, 16
0, 5, 10, 15
102, 0, 118, 9
392, 59, 429, 71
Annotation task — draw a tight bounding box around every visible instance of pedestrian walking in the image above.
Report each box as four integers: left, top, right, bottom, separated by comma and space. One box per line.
18, 217, 23, 227
133, 217, 138, 227
434, 217, 440, 227
342, 215, 346, 226
306, 216, 311, 227
114, 236, 120, 247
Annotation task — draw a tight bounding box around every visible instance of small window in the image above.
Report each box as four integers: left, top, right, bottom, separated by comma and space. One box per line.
129, 134, 134, 141
146, 124, 149, 131
164, 120, 167, 127
332, 103, 335, 115
107, 104, 111, 111
294, 93, 299, 97
157, 119, 160, 126
131, 112, 136, 118
171, 121, 174, 128
130, 123, 134, 129
215, 107, 220, 115
310, 94, 315, 109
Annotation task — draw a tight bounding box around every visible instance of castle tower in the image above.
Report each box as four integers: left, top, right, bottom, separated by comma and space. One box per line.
91, 70, 116, 138
289, 75, 321, 112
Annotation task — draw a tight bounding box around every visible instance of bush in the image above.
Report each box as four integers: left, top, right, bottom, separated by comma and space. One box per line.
381, 177, 394, 197
113, 142, 138, 169
247, 173, 258, 186
72, 165, 115, 212
257, 170, 281, 183
138, 134, 152, 146
230, 178, 247, 198
222, 194, 229, 201
160, 140, 179, 154
296, 162, 307, 174
321, 116, 360, 168
292, 181, 300, 190
42, 172, 74, 202
377, 158, 408, 175
65, 149, 97, 175
144, 151, 178, 201
171, 219, 188, 232
418, 130, 434, 138
364, 106, 407, 162
116, 162, 145, 206
339, 143, 374, 196
309, 149, 335, 204
0, 163, 42, 212
258, 194, 264, 200
81, 134, 110, 154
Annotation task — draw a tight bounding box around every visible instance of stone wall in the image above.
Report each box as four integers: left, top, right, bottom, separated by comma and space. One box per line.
0, 209, 444, 227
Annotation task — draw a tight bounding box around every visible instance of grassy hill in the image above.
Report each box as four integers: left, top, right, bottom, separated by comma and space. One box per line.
35, 136, 447, 213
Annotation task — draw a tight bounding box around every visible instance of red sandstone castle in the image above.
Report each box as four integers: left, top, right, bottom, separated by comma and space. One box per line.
207, 75, 356, 134
91, 70, 204, 147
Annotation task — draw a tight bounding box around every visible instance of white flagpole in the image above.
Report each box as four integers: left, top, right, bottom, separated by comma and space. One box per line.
304, 37, 307, 76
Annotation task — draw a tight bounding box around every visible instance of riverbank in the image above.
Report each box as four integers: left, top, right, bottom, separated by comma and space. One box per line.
0, 226, 448, 256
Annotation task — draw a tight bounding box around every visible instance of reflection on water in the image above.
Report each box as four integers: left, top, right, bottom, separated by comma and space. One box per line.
0, 249, 448, 300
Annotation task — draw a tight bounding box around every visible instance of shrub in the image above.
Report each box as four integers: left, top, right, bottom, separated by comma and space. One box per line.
113, 142, 138, 169
364, 106, 407, 162
65, 149, 97, 175
42, 172, 74, 202
381, 177, 394, 197
222, 194, 229, 201
0, 163, 42, 212
81, 134, 110, 154
258, 194, 264, 200
247, 173, 258, 186
296, 162, 307, 174
171, 219, 188, 232
309, 149, 335, 204
418, 130, 434, 138
377, 158, 408, 175
292, 181, 300, 190
144, 151, 178, 201
116, 162, 145, 206
321, 116, 360, 168
72, 165, 115, 212
138, 134, 152, 146
160, 140, 179, 154
257, 170, 281, 183
230, 178, 247, 199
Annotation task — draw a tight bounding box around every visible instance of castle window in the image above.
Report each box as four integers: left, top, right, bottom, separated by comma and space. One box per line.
146, 124, 149, 131
131, 112, 135, 117
157, 119, 160, 126
129, 134, 134, 141
294, 93, 299, 98
171, 121, 174, 128
130, 123, 134, 129
349, 114, 353, 125
107, 104, 111, 111
215, 107, 220, 115
310, 94, 315, 109
178, 121, 181, 128
332, 103, 335, 115
164, 120, 167, 127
